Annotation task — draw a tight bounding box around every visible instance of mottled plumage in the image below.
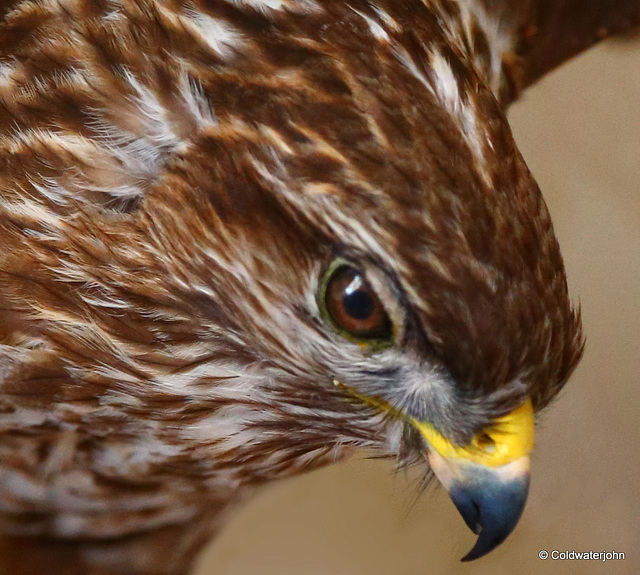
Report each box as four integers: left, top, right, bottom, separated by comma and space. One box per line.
0, 0, 637, 573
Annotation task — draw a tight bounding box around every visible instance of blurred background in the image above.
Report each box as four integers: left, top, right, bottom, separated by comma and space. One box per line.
196, 41, 640, 575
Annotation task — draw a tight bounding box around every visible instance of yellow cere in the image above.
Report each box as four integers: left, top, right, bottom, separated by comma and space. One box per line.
333, 380, 535, 468
411, 399, 535, 468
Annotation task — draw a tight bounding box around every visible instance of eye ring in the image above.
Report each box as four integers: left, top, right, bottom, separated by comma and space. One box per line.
319, 260, 393, 346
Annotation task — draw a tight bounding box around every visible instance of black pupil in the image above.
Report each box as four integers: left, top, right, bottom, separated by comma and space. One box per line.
343, 277, 374, 320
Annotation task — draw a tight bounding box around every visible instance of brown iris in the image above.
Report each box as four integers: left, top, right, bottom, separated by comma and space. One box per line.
324, 265, 392, 340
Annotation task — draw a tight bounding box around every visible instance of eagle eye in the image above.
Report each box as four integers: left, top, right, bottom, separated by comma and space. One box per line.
320, 262, 393, 344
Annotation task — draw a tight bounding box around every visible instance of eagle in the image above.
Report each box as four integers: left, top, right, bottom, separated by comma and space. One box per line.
0, 1, 637, 573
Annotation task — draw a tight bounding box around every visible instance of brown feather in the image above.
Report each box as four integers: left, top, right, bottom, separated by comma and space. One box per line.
0, 0, 632, 572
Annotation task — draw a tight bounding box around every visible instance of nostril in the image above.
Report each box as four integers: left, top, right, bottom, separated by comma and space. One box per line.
474, 431, 496, 452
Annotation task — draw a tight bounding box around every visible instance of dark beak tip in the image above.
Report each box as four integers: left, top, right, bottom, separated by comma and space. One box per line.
461, 549, 482, 563
460, 517, 517, 562
460, 535, 502, 563
450, 475, 530, 562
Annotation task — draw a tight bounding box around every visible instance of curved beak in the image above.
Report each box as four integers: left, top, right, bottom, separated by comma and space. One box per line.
332, 381, 534, 561
413, 399, 534, 561
428, 451, 530, 561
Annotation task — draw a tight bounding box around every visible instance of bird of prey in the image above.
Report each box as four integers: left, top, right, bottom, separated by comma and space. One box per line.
0, 0, 637, 573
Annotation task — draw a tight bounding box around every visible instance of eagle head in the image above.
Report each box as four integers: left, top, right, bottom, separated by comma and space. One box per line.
132, 6, 583, 559
0, 0, 585, 565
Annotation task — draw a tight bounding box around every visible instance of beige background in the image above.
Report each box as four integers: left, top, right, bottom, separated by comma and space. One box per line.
196, 42, 640, 575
